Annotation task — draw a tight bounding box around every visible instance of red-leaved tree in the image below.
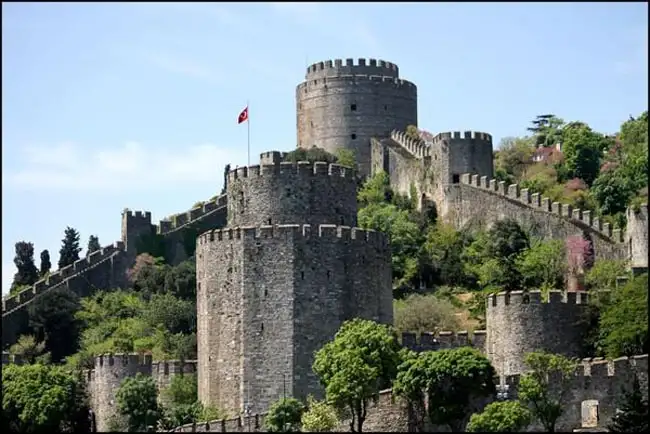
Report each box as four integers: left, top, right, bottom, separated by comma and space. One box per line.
565, 235, 594, 291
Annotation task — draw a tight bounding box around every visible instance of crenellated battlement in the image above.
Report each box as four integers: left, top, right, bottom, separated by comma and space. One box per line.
459, 173, 626, 243
487, 290, 589, 307
297, 74, 417, 93
305, 58, 399, 79
502, 354, 648, 389
432, 130, 493, 145
259, 151, 288, 166
226, 161, 356, 183
152, 359, 198, 376
154, 194, 228, 235
2, 351, 24, 365
2, 241, 125, 313
389, 130, 430, 159
197, 224, 388, 249
401, 330, 487, 352
95, 352, 152, 368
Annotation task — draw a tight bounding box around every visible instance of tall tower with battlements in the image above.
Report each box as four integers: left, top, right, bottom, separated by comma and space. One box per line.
196, 153, 393, 416
296, 58, 418, 176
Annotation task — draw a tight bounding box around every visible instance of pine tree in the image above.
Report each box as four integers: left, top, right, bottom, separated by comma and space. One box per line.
86, 235, 101, 256
608, 374, 648, 433
39, 250, 51, 276
58, 227, 82, 269
11, 241, 40, 290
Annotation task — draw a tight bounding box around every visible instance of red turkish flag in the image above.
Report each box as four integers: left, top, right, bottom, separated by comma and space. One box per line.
237, 106, 249, 124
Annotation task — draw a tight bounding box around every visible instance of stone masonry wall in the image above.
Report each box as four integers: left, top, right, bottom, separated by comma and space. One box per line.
83, 354, 197, 432
486, 290, 590, 376
196, 224, 392, 416
450, 174, 627, 261
226, 162, 358, 228
171, 355, 648, 432
2, 242, 127, 348
626, 204, 648, 271
297, 58, 418, 176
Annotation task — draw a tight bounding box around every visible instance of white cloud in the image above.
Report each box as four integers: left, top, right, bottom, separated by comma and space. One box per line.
5, 142, 247, 193
147, 52, 219, 82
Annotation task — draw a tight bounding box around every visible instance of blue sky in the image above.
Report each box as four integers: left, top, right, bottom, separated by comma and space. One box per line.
2, 2, 647, 294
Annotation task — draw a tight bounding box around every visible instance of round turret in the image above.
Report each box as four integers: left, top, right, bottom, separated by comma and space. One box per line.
296, 58, 418, 176
226, 157, 358, 228
486, 290, 589, 376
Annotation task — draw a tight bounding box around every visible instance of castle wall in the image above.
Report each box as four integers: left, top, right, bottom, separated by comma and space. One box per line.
83, 355, 197, 431
626, 205, 648, 272
171, 355, 649, 432
196, 224, 392, 416
448, 174, 627, 261
401, 330, 487, 353
296, 58, 418, 176
2, 243, 127, 348
226, 162, 358, 228
486, 290, 590, 376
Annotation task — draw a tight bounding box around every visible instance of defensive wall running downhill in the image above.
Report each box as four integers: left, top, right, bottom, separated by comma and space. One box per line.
452, 173, 628, 261
1, 242, 128, 348
196, 223, 393, 416
167, 355, 649, 433
296, 58, 418, 176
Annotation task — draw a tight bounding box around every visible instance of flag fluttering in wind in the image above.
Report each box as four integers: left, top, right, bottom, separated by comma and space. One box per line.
238, 106, 249, 124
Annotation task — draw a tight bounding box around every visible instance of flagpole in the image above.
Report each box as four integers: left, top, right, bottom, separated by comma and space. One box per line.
247, 100, 250, 166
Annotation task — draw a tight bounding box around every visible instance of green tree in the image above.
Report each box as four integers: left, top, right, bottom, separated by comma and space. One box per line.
585, 259, 628, 291
424, 223, 472, 287
86, 235, 101, 256
28, 287, 81, 362
301, 395, 339, 432
494, 136, 535, 179
561, 122, 604, 186
393, 293, 459, 335
8, 334, 49, 364
162, 373, 197, 406
283, 147, 337, 164
527, 114, 565, 147
265, 397, 305, 432
115, 373, 161, 432
11, 241, 40, 291
2, 364, 90, 432
517, 351, 578, 432
590, 169, 633, 216
40, 249, 51, 277
58, 226, 82, 269
313, 319, 402, 432
598, 273, 648, 358
608, 374, 649, 433
515, 239, 566, 291
334, 148, 357, 169
394, 347, 497, 431
466, 401, 531, 432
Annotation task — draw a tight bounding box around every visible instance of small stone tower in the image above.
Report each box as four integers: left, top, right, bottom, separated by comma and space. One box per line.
89, 353, 153, 432
486, 290, 589, 376
625, 204, 648, 275
429, 131, 494, 186
121, 210, 153, 263
296, 58, 418, 176
196, 154, 393, 416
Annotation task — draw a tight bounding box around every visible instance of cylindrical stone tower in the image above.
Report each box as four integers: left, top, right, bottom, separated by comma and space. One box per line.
486, 290, 589, 376
430, 131, 494, 186
296, 58, 418, 176
92, 353, 153, 432
226, 161, 358, 228
197, 155, 393, 416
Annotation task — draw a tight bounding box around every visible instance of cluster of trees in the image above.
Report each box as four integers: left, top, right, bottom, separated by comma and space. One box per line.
259, 319, 648, 432
10, 227, 102, 295
494, 112, 647, 229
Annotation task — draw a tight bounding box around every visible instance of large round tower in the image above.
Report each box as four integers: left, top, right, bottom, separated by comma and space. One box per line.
196, 155, 393, 416
296, 58, 418, 176
486, 290, 589, 377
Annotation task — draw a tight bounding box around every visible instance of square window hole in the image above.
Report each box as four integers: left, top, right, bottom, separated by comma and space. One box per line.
351, 133, 357, 140
350, 104, 357, 111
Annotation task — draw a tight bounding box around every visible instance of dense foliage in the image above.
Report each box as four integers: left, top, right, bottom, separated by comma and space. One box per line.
607, 374, 649, 433
264, 397, 305, 432
300, 395, 339, 432
466, 401, 531, 432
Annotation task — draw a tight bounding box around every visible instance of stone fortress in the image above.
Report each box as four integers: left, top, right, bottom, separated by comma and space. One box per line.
2, 58, 648, 432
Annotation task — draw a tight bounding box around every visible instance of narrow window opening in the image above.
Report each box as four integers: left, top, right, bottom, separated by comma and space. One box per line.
452, 173, 460, 184
264, 288, 268, 297
267, 218, 272, 225
522, 294, 530, 304
301, 271, 304, 280
340, 216, 345, 225
350, 104, 357, 111
260, 323, 264, 332
327, 270, 331, 280
351, 133, 357, 140
384, 105, 388, 111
